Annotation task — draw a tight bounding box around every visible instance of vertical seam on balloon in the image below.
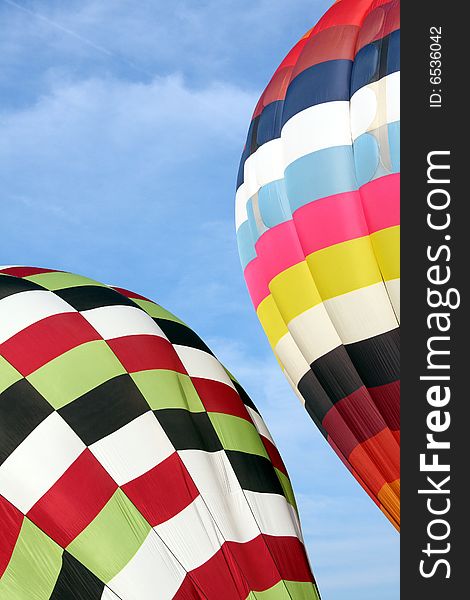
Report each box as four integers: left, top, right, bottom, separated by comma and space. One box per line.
353, 4, 400, 324
103, 307, 298, 600
271, 4, 400, 520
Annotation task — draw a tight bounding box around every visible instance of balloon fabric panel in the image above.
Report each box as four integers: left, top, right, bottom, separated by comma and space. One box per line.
0, 267, 320, 599
236, 0, 400, 529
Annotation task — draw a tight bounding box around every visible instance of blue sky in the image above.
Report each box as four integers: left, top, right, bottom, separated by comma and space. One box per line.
0, 1, 399, 598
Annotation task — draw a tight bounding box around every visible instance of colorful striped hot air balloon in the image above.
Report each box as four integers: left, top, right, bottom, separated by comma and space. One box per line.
235, 0, 400, 528
0, 267, 320, 599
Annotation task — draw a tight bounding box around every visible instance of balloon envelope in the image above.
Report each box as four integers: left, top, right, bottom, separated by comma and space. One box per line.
0, 266, 319, 599
236, 0, 400, 528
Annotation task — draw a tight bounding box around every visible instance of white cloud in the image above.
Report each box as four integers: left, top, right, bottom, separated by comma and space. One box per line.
0, 73, 255, 237
1, 72, 255, 166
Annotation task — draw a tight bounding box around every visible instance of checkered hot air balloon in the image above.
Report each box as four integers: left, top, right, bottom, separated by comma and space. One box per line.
0, 267, 320, 599
235, 0, 400, 529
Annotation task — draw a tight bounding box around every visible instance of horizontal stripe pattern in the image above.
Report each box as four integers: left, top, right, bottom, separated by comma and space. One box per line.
235, 0, 400, 528
250, 0, 399, 120
239, 31, 399, 167
236, 87, 399, 230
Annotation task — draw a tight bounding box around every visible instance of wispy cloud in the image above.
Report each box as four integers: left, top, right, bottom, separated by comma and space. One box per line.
1, 73, 255, 272
3, 0, 114, 56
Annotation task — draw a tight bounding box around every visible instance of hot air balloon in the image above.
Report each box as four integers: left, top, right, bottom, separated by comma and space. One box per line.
236, 0, 400, 529
0, 266, 320, 599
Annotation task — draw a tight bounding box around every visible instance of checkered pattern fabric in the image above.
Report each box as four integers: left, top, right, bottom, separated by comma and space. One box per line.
0, 266, 320, 600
